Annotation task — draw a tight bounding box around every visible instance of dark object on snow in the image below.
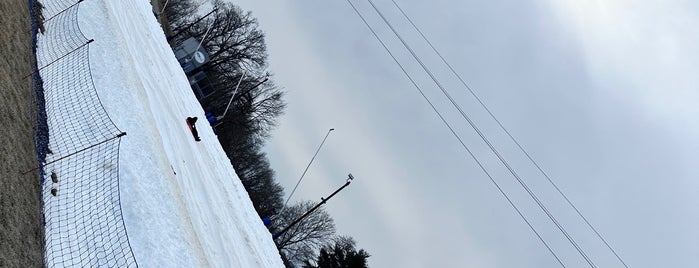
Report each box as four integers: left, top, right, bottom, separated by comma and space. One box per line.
51, 171, 58, 183
205, 112, 216, 125
50, 188, 57, 196
186, 117, 201, 141
34, 1, 45, 34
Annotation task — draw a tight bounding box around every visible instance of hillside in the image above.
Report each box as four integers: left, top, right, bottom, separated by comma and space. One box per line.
34, 0, 284, 266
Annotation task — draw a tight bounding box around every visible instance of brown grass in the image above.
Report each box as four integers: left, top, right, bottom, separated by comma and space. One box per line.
0, 0, 44, 267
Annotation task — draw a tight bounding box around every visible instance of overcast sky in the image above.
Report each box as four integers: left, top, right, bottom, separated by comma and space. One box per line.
229, 0, 699, 267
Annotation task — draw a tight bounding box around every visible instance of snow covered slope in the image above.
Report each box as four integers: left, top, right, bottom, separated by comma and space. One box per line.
76, 0, 283, 266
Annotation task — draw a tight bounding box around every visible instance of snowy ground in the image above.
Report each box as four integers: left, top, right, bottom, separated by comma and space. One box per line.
51, 0, 283, 266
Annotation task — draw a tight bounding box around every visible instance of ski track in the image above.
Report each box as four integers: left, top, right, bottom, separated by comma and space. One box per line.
76, 0, 284, 267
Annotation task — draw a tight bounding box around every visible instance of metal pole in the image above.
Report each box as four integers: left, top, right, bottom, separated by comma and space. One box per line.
220, 71, 246, 119
274, 174, 354, 240
191, 17, 215, 58
159, 0, 170, 13
282, 128, 335, 208
24, 39, 94, 79
41, 0, 83, 25
213, 77, 269, 126
21, 132, 127, 175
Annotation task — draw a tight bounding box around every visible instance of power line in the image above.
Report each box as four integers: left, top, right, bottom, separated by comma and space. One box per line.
342, 1, 565, 266
387, 1, 629, 267
362, 0, 596, 266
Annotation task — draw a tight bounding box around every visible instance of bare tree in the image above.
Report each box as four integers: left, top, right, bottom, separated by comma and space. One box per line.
274, 201, 337, 265
235, 148, 284, 218
168, 0, 285, 141
204, 75, 285, 141
164, 0, 287, 219
167, 0, 268, 76
163, 0, 198, 36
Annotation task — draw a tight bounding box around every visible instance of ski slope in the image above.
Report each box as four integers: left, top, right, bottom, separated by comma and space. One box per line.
74, 0, 283, 266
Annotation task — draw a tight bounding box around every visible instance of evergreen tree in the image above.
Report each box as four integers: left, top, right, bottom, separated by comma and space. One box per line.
304, 236, 370, 268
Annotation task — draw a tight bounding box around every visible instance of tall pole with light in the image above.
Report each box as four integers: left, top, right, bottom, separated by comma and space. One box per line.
282, 128, 335, 208
213, 76, 269, 128
273, 173, 355, 240
219, 70, 246, 119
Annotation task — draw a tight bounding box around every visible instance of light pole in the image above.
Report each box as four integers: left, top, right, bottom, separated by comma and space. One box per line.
283, 128, 335, 208
213, 77, 269, 128
218, 70, 246, 120
274, 173, 355, 240
159, 0, 169, 13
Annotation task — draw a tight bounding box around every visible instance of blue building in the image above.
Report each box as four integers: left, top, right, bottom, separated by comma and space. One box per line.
174, 37, 214, 99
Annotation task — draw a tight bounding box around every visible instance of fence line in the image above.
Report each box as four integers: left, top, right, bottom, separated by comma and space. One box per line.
29, 0, 138, 267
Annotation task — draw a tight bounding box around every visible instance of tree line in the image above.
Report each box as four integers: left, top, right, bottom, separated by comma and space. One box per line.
163, 1, 369, 267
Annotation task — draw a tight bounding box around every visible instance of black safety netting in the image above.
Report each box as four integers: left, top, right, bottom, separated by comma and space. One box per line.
30, 0, 138, 267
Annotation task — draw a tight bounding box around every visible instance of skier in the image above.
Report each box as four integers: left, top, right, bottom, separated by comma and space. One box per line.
186, 117, 201, 141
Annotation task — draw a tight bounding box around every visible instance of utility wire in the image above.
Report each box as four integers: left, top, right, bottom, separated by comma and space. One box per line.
363, 0, 595, 266
388, 1, 628, 267
342, 1, 565, 266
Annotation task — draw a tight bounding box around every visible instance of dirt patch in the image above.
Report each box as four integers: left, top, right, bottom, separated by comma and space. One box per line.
0, 0, 44, 267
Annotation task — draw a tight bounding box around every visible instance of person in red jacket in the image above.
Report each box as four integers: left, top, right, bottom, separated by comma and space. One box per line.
186, 117, 201, 142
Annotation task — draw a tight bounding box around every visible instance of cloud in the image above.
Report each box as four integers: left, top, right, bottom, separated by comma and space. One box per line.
235, 0, 699, 267
547, 0, 699, 134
